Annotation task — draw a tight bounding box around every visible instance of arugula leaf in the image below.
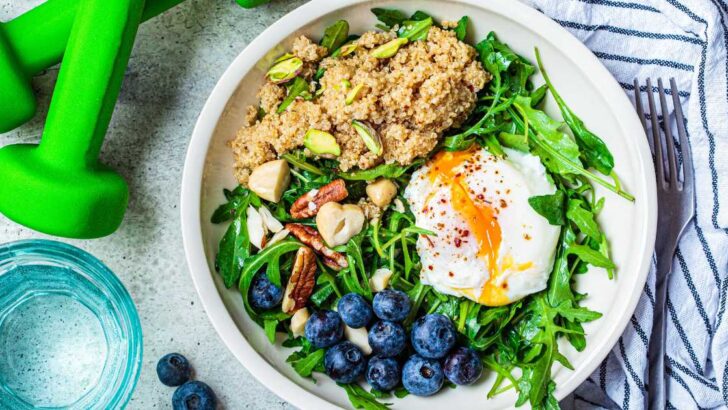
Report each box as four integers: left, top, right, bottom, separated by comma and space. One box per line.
528, 191, 566, 225
338, 161, 422, 181
409, 10, 433, 21
476, 32, 534, 95
342, 383, 391, 410
535, 48, 614, 175
555, 302, 603, 322
288, 348, 325, 378
264, 319, 278, 343
321, 20, 349, 54
371, 8, 408, 29
454, 16, 469, 41
216, 195, 252, 288
530, 84, 548, 107
498, 132, 529, 152
277, 77, 310, 114
567, 244, 616, 269
565, 199, 601, 241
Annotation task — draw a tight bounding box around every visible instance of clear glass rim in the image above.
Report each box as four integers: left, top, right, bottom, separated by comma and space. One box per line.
0, 239, 143, 409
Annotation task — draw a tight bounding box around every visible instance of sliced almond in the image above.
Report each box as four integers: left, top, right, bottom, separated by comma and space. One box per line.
290, 307, 310, 337
265, 229, 290, 248
259, 205, 283, 233
246, 206, 267, 249
344, 324, 372, 355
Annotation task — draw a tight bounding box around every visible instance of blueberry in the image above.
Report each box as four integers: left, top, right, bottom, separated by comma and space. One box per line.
157, 353, 192, 386
443, 347, 483, 385
172, 380, 217, 410
402, 354, 444, 396
368, 320, 406, 357
305, 309, 344, 348
372, 289, 411, 322
366, 355, 400, 391
324, 341, 366, 383
249, 273, 283, 310
337, 293, 374, 328
411, 314, 456, 359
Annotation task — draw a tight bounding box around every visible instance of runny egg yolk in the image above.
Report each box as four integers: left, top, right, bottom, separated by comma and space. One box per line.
426, 150, 510, 306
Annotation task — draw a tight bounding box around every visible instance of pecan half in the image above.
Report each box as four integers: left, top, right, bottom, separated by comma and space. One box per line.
290, 179, 348, 219
285, 223, 349, 270
282, 246, 317, 313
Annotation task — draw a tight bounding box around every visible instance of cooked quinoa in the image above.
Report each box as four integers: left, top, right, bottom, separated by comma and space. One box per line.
230, 27, 490, 185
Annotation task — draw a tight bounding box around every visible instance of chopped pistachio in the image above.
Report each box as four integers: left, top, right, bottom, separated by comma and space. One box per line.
345, 84, 364, 105
314, 85, 326, 98
371, 38, 408, 58
304, 129, 341, 156
273, 53, 294, 63
332, 43, 358, 58
352, 120, 382, 155
266, 56, 303, 84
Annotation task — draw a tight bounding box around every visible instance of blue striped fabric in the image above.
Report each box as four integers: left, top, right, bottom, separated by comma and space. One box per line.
520, 0, 728, 408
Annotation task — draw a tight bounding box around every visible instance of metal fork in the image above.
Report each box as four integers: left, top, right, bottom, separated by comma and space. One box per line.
634, 78, 695, 409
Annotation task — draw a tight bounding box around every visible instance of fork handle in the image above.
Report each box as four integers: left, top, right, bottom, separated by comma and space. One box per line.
647, 251, 675, 409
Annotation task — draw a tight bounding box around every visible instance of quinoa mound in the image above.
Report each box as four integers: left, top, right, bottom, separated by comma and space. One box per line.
231, 27, 490, 185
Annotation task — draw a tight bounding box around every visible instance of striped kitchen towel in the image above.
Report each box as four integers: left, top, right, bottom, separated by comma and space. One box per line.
520, 0, 728, 409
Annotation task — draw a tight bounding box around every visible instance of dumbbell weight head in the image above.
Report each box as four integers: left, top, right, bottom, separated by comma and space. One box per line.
0, 27, 36, 133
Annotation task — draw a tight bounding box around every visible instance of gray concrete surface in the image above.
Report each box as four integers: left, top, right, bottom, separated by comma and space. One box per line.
0, 1, 305, 408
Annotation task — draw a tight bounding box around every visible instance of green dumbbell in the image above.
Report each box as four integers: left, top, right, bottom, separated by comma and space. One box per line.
0, 0, 146, 238
0, 0, 184, 133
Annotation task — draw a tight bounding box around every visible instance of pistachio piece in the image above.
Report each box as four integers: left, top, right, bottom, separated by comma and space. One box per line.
315, 202, 365, 247
371, 37, 408, 58
266, 56, 303, 84
332, 43, 357, 58
345, 84, 364, 105
366, 178, 397, 208
304, 129, 341, 156
352, 120, 382, 155
248, 159, 291, 203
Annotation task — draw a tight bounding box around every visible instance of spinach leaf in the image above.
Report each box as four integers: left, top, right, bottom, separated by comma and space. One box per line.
264, 319, 278, 343
211, 193, 244, 224
409, 10, 433, 21
528, 191, 566, 225
371, 8, 407, 29
338, 161, 422, 181
288, 348, 325, 378
277, 77, 310, 114
454, 16, 469, 41
535, 48, 614, 175
321, 20, 349, 54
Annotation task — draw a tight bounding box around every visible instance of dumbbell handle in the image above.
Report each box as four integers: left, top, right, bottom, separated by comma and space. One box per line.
4, 0, 184, 76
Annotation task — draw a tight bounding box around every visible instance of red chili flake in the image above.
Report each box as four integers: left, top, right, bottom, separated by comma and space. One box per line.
454, 238, 462, 247
428, 265, 434, 270
524, 234, 532, 240
502, 283, 508, 289
448, 271, 455, 277
462, 230, 470, 236
440, 198, 446, 204
476, 194, 485, 201
506, 189, 511, 194
500, 199, 508, 208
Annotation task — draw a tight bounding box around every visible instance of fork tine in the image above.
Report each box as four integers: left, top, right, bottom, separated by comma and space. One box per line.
646, 78, 665, 186
634, 79, 648, 134
657, 79, 679, 187
670, 78, 693, 190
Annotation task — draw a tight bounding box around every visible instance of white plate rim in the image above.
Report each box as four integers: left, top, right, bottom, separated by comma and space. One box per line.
180, 0, 657, 408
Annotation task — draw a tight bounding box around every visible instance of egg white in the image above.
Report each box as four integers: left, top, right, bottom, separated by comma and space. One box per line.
404, 147, 560, 306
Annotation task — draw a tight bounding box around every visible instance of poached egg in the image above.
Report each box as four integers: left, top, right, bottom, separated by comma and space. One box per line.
403, 147, 560, 306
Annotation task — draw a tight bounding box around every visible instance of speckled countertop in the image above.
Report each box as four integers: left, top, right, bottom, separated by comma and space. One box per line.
0, 1, 305, 408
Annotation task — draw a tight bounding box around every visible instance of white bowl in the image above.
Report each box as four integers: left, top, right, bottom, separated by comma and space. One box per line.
181, 1, 657, 408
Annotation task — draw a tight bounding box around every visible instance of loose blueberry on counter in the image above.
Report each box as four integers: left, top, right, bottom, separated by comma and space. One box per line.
324, 341, 367, 383
249, 273, 283, 310
368, 320, 406, 357
305, 309, 344, 348
402, 354, 444, 396
337, 293, 373, 328
366, 355, 401, 391
157, 353, 192, 387
411, 314, 456, 359
443, 347, 483, 385
172, 380, 217, 410
372, 289, 411, 322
